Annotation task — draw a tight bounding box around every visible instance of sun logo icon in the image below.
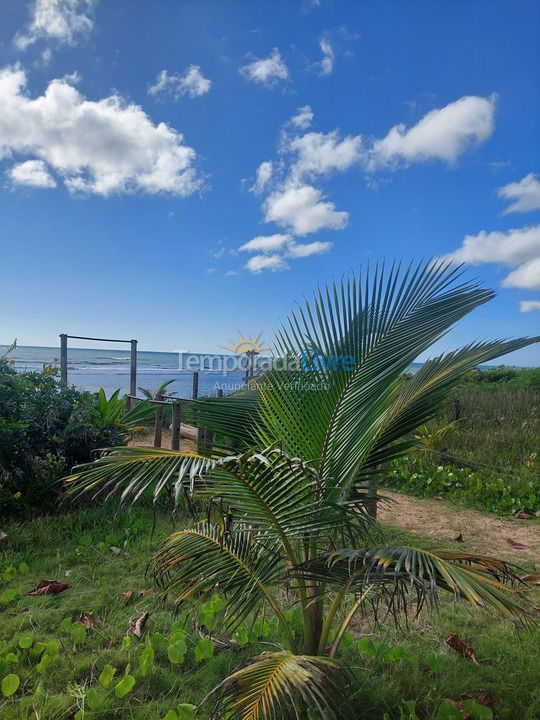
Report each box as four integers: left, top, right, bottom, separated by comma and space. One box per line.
220, 330, 271, 356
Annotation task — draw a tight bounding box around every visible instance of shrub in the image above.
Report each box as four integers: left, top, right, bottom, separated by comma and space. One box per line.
0, 360, 130, 518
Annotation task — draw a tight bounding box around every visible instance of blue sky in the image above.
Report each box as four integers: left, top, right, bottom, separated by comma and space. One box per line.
0, 0, 539, 364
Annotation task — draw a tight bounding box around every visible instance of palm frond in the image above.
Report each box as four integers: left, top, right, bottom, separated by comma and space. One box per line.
364, 338, 540, 467
255, 261, 498, 494
295, 546, 536, 626
208, 650, 350, 720
64, 447, 215, 508
153, 522, 288, 636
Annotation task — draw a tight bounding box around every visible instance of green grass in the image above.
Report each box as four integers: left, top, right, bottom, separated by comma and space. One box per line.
1, 506, 538, 719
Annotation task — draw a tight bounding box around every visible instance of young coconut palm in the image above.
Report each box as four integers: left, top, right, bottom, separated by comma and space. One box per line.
66, 261, 538, 720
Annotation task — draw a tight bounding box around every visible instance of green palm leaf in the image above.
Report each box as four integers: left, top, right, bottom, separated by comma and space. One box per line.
297, 546, 535, 626
208, 650, 349, 720
153, 522, 289, 637
64, 447, 216, 507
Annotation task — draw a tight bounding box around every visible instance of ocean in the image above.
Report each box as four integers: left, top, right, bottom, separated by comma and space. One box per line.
1, 344, 425, 398
1, 345, 249, 398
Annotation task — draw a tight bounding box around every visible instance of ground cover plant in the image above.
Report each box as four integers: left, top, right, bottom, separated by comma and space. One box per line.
1, 506, 539, 720
384, 377, 540, 515
65, 262, 539, 719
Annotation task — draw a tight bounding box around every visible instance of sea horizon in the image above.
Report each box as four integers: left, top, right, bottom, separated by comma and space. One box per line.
0, 343, 514, 398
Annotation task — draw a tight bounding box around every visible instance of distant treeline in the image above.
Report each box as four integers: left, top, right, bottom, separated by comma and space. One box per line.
463, 365, 540, 387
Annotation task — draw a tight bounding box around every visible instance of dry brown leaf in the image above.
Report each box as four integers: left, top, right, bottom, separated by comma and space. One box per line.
139, 588, 153, 597
454, 533, 465, 543
0, 531, 7, 541
122, 590, 133, 605
27, 579, 71, 596
461, 689, 496, 714
446, 633, 479, 664
521, 574, 540, 585
506, 537, 529, 550
131, 611, 149, 638
514, 511, 533, 519
110, 546, 122, 555
79, 611, 95, 629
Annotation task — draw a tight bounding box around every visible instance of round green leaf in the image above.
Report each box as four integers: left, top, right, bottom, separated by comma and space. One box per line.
162, 712, 178, 720
194, 637, 214, 663
99, 664, 116, 688
18, 636, 33, 650
86, 687, 104, 710
177, 703, 197, 719
2, 673, 20, 697
114, 674, 135, 698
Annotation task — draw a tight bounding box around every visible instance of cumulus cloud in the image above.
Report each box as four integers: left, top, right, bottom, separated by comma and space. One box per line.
498, 173, 540, 214
264, 184, 348, 236
440, 224, 540, 293
250, 161, 273, 194
288, 130, 363, 181
319, 38, 334, 76
520, 300, 540, 312
241, 96, 496, 275
148, 66, 211, 100
502, 258, 540, 290
440, 225, 540, 267
15, 0, 96, 50
9, 159, 56, 188
239, 233, 291, 253
0, 65, 201, 197
241, 235, 331, 273
240, 48, 289, 87
368, 95, 496, 170
290, 105, 313, 130
287, 239, 332, 258
245, 254, 290, 274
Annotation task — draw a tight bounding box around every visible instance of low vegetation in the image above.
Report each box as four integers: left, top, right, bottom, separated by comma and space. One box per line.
1, 506, 539, 720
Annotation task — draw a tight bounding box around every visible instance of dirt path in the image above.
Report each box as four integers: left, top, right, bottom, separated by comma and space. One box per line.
379, 490, 540, 568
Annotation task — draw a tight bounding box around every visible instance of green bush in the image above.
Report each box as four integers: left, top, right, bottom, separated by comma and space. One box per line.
0, 360, 130, 518
385, 457, 540, 515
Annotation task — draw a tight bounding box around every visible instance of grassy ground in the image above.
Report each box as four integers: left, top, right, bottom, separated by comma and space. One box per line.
1, 505, 539, 720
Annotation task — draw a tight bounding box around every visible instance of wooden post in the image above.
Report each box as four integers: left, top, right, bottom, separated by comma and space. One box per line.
129, 339, 137, 411
171, 401, 181, 451
192, 371, 199, 399
154, 394, 164, 448
366, 475, 378, 519
60, 334, 68, 384
198, 428, 213, 456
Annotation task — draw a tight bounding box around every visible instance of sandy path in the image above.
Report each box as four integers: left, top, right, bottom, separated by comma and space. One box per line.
379, 490, 540, 568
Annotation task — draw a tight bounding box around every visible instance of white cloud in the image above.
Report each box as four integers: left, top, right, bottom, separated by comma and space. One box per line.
225, 270, 239, 277
245, 254, 289, 274
250, 161, 273, 194
290, 105, 313, 130
520, 300, 540, 312
264, 184, 348, 236
288, 130, 363, 181
9, 159, 56, 188
287, 240, 332, 257
502, 258, 540, 290
240, 49, 289, 87
0, 66, 201, 197
498, 173, 540, 214
319, 38, 334, 76
440, 224, 540, 293
440, 225, 540, 267
15, 0, 96, 50
148, 66, 211, 100
368, 95, 496, 170
239, 233, 291, 253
